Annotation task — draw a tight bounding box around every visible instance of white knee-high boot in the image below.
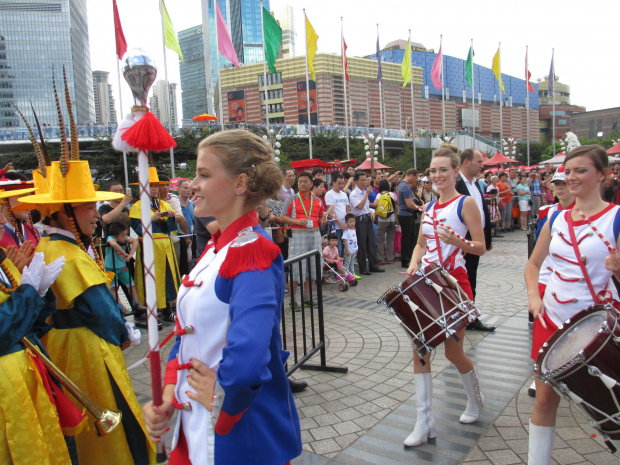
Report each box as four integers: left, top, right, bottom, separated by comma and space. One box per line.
528, 420, 555, 465
404, 373, 437, 447
458, 367, 485, 423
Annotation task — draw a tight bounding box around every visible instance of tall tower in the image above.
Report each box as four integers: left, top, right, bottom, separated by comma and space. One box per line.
149, 80, 178, 129
275, 4, 295, 59
92, 71, 117, 125
0, 0, 95, 127
197, 0, 270, 114
179, 25, 208, 122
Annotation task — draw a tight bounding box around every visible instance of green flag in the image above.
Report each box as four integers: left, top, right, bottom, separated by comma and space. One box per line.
160, 0, 183, 62
466, 45, 475, 87
262, 7, 282, 73
401, 39, 412, 88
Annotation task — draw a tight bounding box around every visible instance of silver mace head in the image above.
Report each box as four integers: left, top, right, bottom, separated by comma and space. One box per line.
123, 49, 157, 107
95, 409, 123, 436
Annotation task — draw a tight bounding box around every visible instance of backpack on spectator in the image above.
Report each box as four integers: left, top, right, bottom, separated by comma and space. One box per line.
376, 193, 394, 218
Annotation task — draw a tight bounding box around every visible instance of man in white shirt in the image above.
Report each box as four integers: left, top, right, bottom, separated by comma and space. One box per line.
349, 171, 384, 275
325, 172, 350, 255
280, 169, 296, 203
455, 149, 495, 332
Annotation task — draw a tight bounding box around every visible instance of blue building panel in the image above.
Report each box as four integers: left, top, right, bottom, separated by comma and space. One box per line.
369, 49, 539, 110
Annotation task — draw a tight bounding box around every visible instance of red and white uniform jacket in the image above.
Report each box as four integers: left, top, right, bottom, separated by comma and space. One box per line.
543, 204, 620, 326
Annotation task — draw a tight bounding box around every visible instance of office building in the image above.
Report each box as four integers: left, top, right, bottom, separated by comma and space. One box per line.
537, 78, 585, 143
150, 80, 178, 129
179, 25, 208, 122
92, 71, 117, 125
0, 0, 95, 127
220, 52, 539, 141
275, 4, 295, 59
570, 107, 620, 140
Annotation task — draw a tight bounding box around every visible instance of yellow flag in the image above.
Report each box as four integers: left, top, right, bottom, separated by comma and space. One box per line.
492, 47, 504, 93
160, 0, 184, 62
401, 39, 412, 87
305, 15, 319, 81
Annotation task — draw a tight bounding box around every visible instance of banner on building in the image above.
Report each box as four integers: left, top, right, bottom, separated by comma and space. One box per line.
297, 81, 317, 125
227, 90, 246, 123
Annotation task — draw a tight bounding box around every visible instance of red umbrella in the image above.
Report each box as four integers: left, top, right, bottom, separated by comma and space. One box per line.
482, 151, 517, 165
355, 158, 392, 171
192, 113, 217, 121
607, 142, 620, 155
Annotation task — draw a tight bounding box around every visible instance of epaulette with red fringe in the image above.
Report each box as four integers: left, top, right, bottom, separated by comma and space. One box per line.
219, 230, 281, 280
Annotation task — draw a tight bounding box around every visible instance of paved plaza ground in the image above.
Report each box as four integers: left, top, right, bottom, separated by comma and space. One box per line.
123, 229, 618, 464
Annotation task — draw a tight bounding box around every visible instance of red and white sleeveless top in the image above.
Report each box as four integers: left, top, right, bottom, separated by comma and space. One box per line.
421, 195, 467, 272
542, 204, 620, 326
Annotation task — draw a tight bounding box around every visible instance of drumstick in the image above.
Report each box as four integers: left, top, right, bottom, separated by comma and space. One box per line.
439, 224, 475, 248
576, 208, 617, 252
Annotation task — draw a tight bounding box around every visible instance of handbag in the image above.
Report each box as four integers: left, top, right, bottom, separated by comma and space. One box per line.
272, 226, 285, 244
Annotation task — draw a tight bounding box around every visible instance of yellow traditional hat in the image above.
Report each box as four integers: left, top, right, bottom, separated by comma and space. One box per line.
129, 167, 170, 186
0, 187, 36, 200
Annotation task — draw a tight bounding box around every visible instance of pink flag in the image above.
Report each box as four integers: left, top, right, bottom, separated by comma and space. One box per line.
216, 2, 240, 68
431, 46, 443, 91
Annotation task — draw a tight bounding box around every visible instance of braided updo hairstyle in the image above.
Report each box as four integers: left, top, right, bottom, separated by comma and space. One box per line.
197, 129, 283, 208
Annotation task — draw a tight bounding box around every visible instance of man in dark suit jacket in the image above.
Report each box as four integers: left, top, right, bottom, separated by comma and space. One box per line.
456, 148, 496, 332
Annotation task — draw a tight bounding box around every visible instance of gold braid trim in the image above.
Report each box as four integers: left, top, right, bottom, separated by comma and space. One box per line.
0, 261, 18, 294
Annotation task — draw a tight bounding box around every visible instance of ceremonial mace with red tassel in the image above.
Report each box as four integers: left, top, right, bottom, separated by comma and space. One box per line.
112, 50, 176, 463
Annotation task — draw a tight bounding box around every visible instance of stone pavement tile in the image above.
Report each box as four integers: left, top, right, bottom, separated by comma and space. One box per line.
484, 449, 522, 465
320, 390, 347, 402
581, 451, 618, 465
551, 447, 588, 464
300, 405, 328, 417
496, 426, 528, 441
334, 433, 360, 449
478, 436, 510, 452
353, 402, 383, 416
463, 461, 494, 465
300, 417, 319, 430
371, 408, 391, 421
314, 413, 344, 427
310, 425, 339, 441
495, 415, 522, 427
334, 408, 365, 421
311, 438, 341, 455
340, 395, 365, 408
333, 421, 363, 436
463, 446, 488, 461
356, 390, 383, 402
555, 426, 589, 441
565, 437, 605, 454
352, 415, 380, 430
504, 439, 528, 455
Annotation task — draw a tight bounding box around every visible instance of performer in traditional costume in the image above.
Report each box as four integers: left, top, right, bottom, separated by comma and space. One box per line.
525, 145, 620, 464
404, 146, 487, 447
129, 168, 180, 318
143, 130, 302, 465
0, 173, 40, 249
18, 75, 156, 465
0, 189, 79, 464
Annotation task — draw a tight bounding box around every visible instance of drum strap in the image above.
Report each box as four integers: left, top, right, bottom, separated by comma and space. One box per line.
432, 205, 459, 271
567, 213, 598, 302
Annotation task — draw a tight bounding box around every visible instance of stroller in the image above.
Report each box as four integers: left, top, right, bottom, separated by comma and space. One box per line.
323, 260, 357, 292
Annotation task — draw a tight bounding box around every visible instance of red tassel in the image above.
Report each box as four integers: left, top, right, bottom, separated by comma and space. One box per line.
219, 234, 281, 279
121, 110, 177, 152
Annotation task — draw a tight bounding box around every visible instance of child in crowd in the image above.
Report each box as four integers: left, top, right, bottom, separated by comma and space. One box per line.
105, 221, 145, 313
486, 188, 501, 236
341, 214, 360, 279
323, 233, 355, 283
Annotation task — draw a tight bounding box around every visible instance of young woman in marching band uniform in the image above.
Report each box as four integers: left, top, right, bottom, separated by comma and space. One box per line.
404, 146, 487, 447
143, 130, 302, 465
525, 145, 620, 464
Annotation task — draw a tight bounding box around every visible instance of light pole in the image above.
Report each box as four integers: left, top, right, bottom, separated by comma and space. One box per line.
263, 127, 283, 163
363, 132, 380, 178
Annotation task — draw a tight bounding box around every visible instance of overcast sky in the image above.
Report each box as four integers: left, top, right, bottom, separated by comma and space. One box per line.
88, 0, 618, 124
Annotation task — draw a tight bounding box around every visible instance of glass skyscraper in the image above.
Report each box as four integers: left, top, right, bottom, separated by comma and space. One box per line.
0, 0, 95, 128
196, 0, 269, 115
179, 26, 209, 122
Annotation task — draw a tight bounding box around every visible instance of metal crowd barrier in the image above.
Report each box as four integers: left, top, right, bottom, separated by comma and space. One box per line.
282, 250, 347, 375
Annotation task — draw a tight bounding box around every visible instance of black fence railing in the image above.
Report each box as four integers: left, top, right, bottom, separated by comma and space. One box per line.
282, 250, 347, 375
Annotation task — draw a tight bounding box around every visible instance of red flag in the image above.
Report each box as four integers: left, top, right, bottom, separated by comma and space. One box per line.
342, 38, 350, 81
113, 0, 127, 60
525, 49, 534, 92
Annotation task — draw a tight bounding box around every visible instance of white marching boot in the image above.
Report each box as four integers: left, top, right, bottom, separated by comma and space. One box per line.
404, 373, 437, 447
528, 420, 555, 465
458, 367, 485, 424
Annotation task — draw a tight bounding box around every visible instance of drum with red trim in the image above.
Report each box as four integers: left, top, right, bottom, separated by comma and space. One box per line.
535, 304, 620, 442
377, 262, 481, 362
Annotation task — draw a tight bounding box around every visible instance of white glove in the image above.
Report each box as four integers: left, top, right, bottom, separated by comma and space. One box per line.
20, 252, 46, 292
38, 256, 66, 297
125, 322, 142, 345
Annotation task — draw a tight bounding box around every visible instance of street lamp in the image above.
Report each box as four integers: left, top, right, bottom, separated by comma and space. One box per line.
263, 127, 283, 163
363, 132, 381, 177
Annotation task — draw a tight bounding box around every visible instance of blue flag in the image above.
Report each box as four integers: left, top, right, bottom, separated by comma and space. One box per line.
548, 51, 555, 96
376, 35, 382, 82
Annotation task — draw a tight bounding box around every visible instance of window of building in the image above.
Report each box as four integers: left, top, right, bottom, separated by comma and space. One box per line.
598, 120, 603, 133
424, 85, 429, 99
478, 92, 481, 105
462, 90, 466, 103
558, 119, 567, 125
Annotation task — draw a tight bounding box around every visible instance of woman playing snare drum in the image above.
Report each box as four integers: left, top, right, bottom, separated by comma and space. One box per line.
525, 145, 620, 464
404, 147, 486, 447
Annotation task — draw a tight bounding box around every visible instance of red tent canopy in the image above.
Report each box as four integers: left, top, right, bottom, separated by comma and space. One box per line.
355, 158, 392, 171
607, 142, 620, 155
483, 152, 517, 165
290, 158, 358, 175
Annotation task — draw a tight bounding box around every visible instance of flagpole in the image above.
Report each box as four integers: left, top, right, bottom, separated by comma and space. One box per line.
304, 9, 313, 159
116, 58, 129, 188
551, 48, 556, 157
526, 45, 531, 166
408, 29, 417, 168
377, 24, 385, 160
213, 2, 224, 132
159, 1, 175, 177
440, 34, 445, 138
341, 17, 350, 160
471, 38, 476, 150
499, 42, 503, 154
259, 0, 271, 135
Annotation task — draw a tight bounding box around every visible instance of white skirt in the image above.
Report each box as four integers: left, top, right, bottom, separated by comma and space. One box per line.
518, 199, 531, 212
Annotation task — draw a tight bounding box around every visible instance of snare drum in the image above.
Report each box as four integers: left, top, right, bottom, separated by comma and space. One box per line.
378, 262, 481, 361
535, 304, 620, 441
